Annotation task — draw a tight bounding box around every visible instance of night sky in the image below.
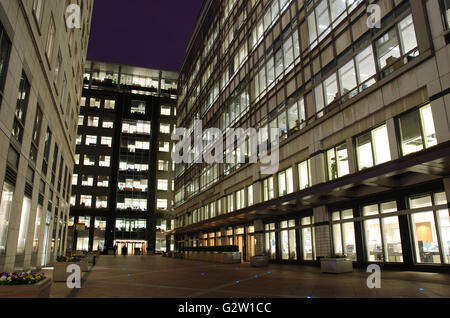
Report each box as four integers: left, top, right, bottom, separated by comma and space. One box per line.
87, 0, 204, 71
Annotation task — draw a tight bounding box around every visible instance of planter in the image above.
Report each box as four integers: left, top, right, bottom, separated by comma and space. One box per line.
320, 258, 353, 274
250, 256, 269, 267
88, 254, 96, 264
0, 278, 51, 298
223, 252, 241, 264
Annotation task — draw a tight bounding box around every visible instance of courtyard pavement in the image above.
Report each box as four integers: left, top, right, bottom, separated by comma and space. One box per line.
44, 255, 450, 298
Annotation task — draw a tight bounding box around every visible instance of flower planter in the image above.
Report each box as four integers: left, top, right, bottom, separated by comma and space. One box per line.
0, 278, 51, 298
320, 258, 353, 274
250, 256, 269, 267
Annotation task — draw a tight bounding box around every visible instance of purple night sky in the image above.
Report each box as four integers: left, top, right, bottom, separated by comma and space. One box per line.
86, 0, 204, 71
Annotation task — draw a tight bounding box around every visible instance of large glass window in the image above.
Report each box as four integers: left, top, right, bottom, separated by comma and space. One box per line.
356, 124, 391, 170
265, 223, 276, 260
131, 100, 146, 114
355, 46, 377, 91
280, 220, 297, 260
399, 104, 437, 156
297, 159, 311, 190
409, 192, 449, 264
0, 182, 14, 255
278, 168, 293, 196
17, 196, 32, 254
326, 143, 349, 180
263, 176, 275, 201
331, 209, 357, 260
300, 216, 315, 260
12, 72, 30, 143
443, 0, 450, 29
363, 201, 403, 263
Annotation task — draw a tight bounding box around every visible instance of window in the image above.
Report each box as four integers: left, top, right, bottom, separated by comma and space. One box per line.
12, 72, 30, 143
87, 116, 99, 127
81, 175, 94, 187
158, 160, 169, 171
355, 46, 377, 91
30, 107, 43, 163
442, 0, 450, 29
42, 129, 52, 175
101, 136, 112, 147
85, 135, 97, 146
72, 174, 78, 186
247, 185, 254, 206
80, 195, 92, 208
0, 182, 14, 255
399, 104, 437, 156
102, 120, 114, 129
300, 216, 315, 260
375, 15, 418, 77
17, 196, 32, 254
262, 176, 275, 201
96, 196, 108, 209
157, 179, 169, 191
104, 99, 115, 110
160, 123, 171, 134
0, 24, 11, 100
83, 155, 95, 166
159, 142, 170, 152
161, 106, 171, 116
97, 176, 109, 187
265, 223, 277, 260
236, 189, 245, 210
363, 201, 402, 263
131, 100, 145, 114
33, 0, 44, 25
45, 16, 55, 62
356, 124, 391, 170
76, 134, 82, 145
226, 194, 234, 213
280, 220, 297, 260
99, 156, 110, 167
297, 159, 311, 190
157, 199, 168, 210
326, 143, 349, 180
278, 168, 293, 196
54, 50, 62, 86
409, 192, 449, 264
78, 115, 84, 126
331, 209, 357, 260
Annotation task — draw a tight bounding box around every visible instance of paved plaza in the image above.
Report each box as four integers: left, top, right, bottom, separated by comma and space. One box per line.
42, 255, 450, 298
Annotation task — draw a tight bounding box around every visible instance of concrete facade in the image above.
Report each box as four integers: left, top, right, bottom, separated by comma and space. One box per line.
0, 0, 93, 272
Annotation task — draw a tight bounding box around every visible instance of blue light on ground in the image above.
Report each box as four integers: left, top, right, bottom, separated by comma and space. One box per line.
236, 281, 240, 283
419, 288, 424, 291
128, 274, 131, 277
254, 275, 258, 278
201, 272, 205, 276
267, 271, 271, 274
306, 296, 311, 298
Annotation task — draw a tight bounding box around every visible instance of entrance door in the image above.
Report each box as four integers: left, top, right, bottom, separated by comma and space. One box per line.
115, 240, 147, 255
246, 233, 255, 262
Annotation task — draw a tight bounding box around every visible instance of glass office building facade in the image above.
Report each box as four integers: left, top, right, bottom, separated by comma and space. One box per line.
172, 0, 450, 272
69, 61, 177, 255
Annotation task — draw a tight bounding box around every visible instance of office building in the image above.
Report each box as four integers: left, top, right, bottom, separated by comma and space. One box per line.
69, 60, 177, 255
0, 0, 93, 272
172, 0, 450, 272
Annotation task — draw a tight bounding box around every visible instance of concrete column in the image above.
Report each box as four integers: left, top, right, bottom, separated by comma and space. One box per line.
253, 220, 264, 256
313, 206, 331, 258
253, 181, 262, 204
346, 138, 356, 174
386, 118, 400, 160
430, 98, 450, 144
220, 227, 227, 245
443, 177, 450, 206
310, 153, 326, 186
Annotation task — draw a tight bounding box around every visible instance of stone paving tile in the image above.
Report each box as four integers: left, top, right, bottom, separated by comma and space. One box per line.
50, 255, 450, 299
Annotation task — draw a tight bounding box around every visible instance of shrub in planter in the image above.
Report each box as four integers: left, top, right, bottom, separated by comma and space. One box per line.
0, 272, 50, 298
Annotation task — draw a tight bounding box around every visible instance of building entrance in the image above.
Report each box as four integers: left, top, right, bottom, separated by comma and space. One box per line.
114, 240, 147, 255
